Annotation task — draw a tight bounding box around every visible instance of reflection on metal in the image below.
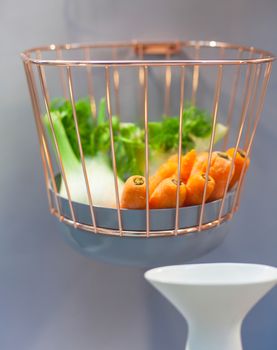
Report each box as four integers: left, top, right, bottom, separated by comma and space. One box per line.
21, 41, 275, 238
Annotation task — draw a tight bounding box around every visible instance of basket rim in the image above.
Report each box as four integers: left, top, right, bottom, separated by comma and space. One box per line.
48, 185, 236, 238
21, 40, 276, 66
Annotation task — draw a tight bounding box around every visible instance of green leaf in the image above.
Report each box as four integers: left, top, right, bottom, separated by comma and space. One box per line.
50, 97, 94, 159
97, 97, 107, 125
48, 97, 228, 181
43, 111, 79, 172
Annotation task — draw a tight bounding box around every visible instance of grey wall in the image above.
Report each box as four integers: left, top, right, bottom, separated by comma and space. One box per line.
0, 0, 276, 349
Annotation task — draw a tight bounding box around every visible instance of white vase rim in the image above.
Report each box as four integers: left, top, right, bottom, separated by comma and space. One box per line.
145, 263, 277, 286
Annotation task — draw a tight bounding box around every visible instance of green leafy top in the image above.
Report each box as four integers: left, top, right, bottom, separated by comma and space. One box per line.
48, 97, 226, 181
50, 97, 94, 158
148, 105, 212, 153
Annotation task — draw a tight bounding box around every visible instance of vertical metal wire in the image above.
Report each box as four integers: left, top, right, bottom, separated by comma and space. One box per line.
143, 65, 150, 237
67, 67, 97, 231
236, 49, 255, 131
218, 63, 257, 222
112, 47, 121, 117
84, 47, 97, 118
138, 44, 145, 120
37, 65, 77, 226
136, 44, 150, 236
191, 44, 200, 105
56, 48, 68, 98
244, 60, 262, 149
23, 62, 54, 214
36, 50, 50, 103
226, 62, 256, 216
174, 66, 185, 235
164, 52, 172, 116
38, 125, 62, 217
233, 62, 272, 211
25, 62, 62, 218
198, 65, 223, 230
105, 66, 123, 235
222, 48, 243, 149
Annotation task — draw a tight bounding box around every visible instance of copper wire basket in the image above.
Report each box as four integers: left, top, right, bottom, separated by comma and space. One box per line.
21, 41, 275, 266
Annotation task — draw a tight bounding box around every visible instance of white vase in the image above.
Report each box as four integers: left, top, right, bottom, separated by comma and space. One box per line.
145, 263, 277, 350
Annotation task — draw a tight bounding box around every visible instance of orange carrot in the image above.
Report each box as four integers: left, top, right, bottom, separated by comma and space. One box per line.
182, 149, 197, 182
202, 152, 234, 201
121, 175, 146, 209
190, 152, 209, 176
185, 173, 215, 206
173, 149, 197, 183
149, 177, 187, 209
149, 149, 196, 197
226, 148, 250, 189
149, 158, 178, 195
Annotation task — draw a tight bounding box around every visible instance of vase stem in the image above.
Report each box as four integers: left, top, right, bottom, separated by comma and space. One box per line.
186, 322, 242, 350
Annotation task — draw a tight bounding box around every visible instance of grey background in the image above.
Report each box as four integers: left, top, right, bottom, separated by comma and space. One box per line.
0, 0, 277, 349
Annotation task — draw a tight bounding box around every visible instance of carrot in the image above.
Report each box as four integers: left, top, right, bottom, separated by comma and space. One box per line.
149, 158, 178, 196
173, 149, 197, 183
149, 177, 187, 209
202, 152, 234, 201
121, 175, 146, 209
226, 148, 250, 189
185, 173, 215, 205
190, 152, 209, 176
148, 149, 196, 198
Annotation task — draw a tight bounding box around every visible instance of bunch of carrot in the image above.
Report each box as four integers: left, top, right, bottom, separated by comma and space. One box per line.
120, 148, 250, 209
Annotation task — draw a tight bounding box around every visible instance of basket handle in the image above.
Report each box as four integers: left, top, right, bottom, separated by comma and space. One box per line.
134, 42, 181, 56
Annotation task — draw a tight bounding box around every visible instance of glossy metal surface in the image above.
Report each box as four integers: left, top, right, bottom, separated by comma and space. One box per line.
61, 222, 230, 267
21, 41, 276, 66
49, 188, 234, 236
22, 40, 275, 239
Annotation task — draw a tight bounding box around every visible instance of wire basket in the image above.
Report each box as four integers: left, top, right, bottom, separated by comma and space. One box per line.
21, 41, 275, 265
